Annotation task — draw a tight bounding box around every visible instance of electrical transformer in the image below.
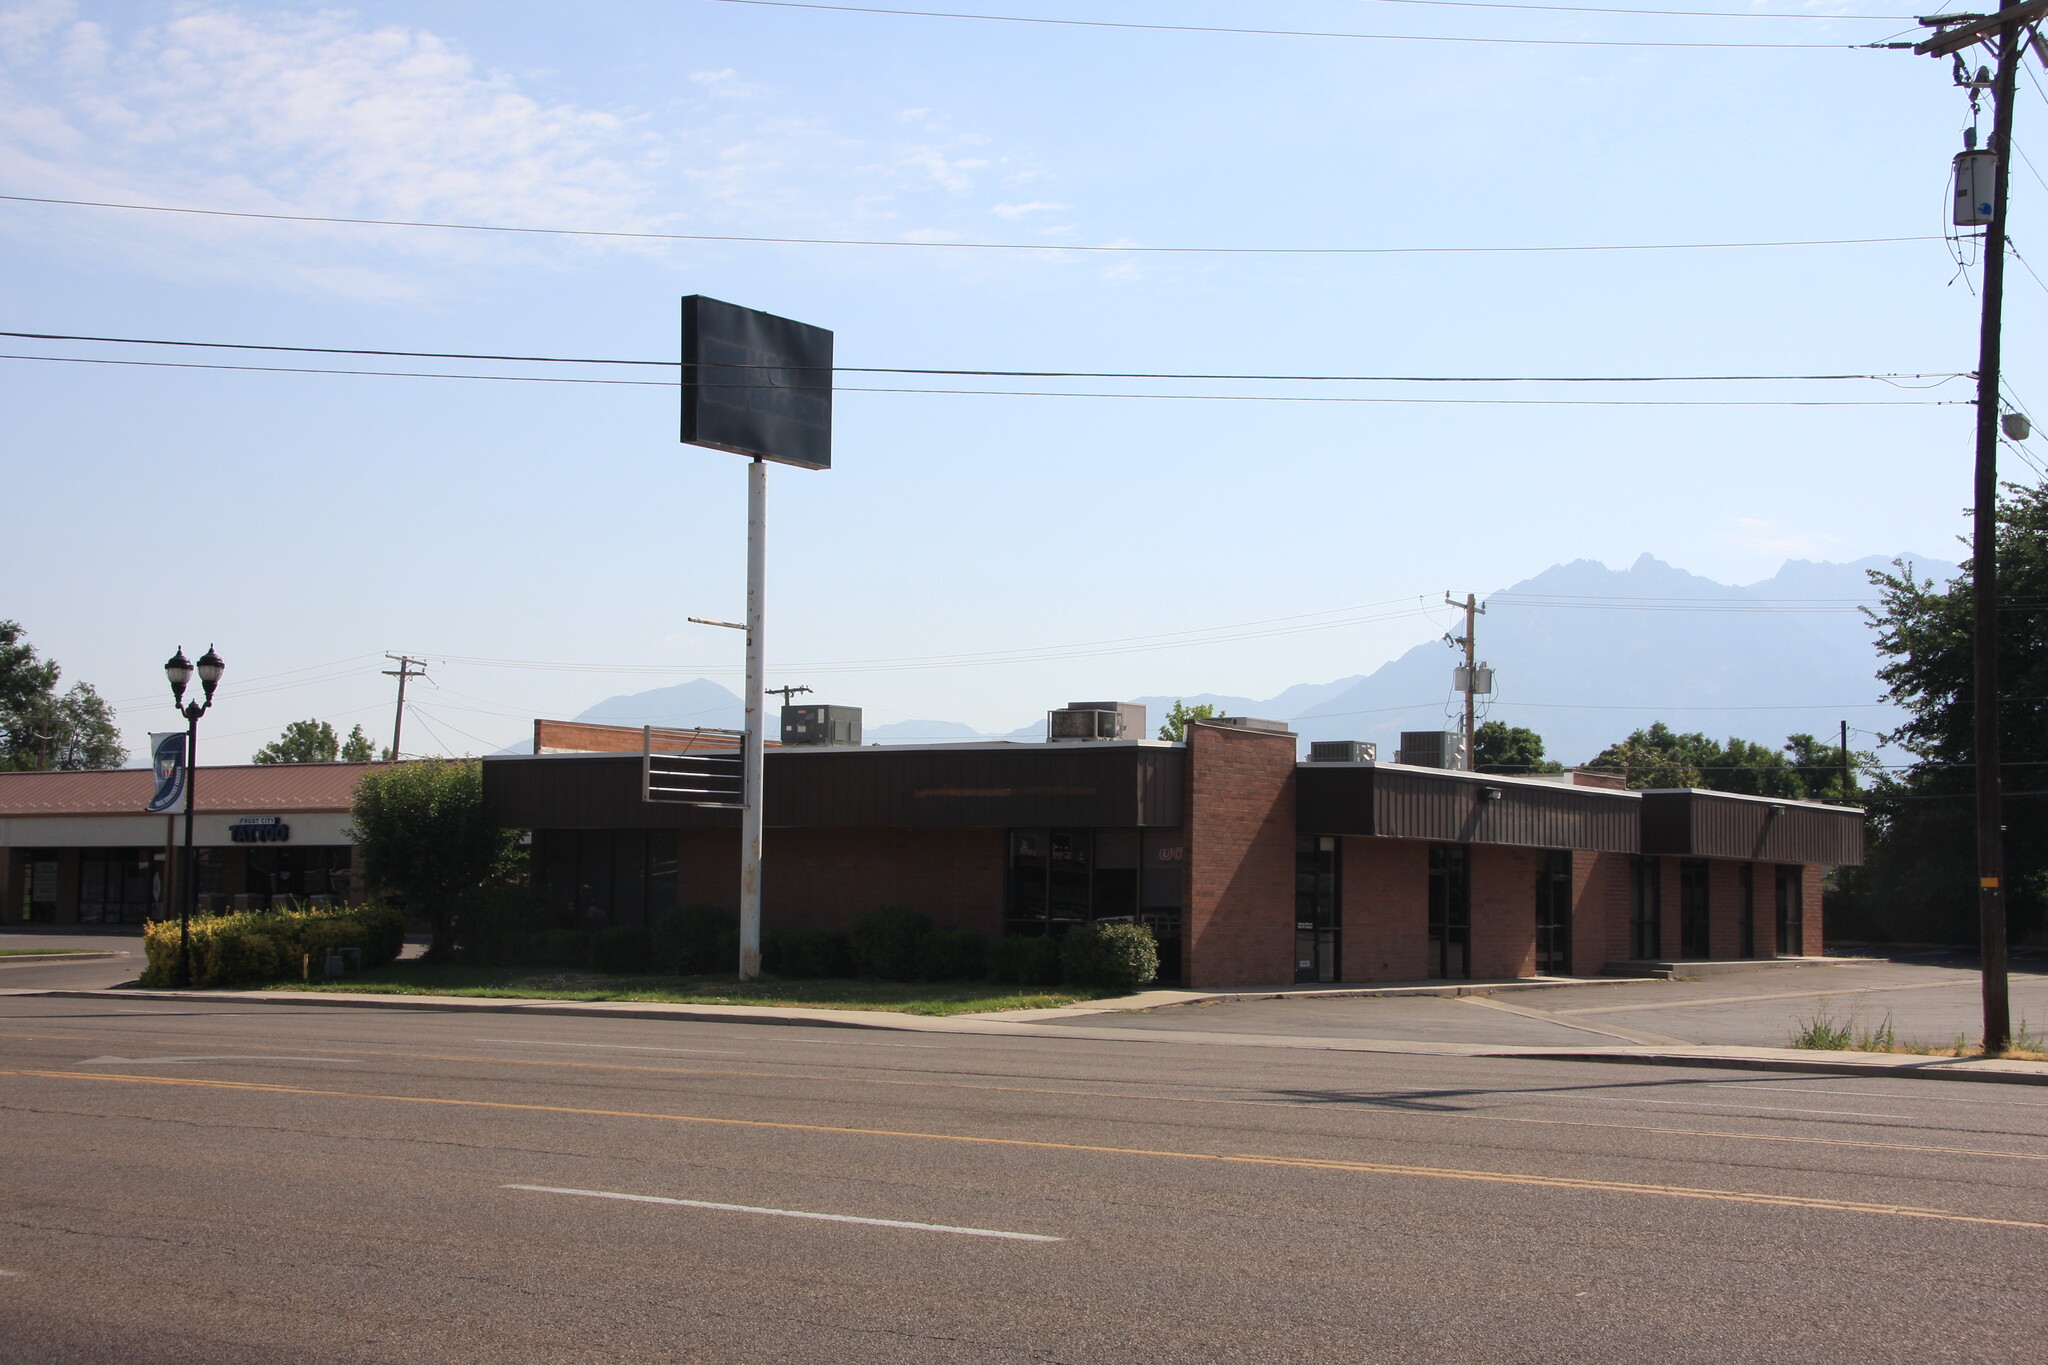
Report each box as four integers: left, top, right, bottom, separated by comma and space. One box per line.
1955, 149, 1997, 227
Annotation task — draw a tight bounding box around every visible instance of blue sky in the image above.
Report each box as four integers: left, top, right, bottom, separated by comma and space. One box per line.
2, 0, 2035, 760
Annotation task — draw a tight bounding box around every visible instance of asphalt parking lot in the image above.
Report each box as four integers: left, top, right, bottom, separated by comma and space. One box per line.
1077, 953, 2048, 1049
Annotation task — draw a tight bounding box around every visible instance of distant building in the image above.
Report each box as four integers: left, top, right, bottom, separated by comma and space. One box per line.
1, 763, 376, 924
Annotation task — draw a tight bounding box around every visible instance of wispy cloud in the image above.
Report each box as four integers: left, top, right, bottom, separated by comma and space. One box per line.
1728, 517, 1841, 558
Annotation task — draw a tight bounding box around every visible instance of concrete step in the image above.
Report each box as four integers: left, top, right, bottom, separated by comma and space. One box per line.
1602, 955, 1876, 981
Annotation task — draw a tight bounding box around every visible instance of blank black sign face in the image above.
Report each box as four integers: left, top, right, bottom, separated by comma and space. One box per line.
680, 296, 833, 470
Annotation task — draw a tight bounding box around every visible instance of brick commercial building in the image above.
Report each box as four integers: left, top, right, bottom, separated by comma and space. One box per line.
1, 764, 375, 925
485, 710, 1862, 988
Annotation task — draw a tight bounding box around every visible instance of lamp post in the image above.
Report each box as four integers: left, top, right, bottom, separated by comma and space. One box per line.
164, 646, 224, 989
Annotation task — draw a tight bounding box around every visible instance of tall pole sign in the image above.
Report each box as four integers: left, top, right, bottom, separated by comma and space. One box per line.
1908, 2, 2048, 1053
679, 296, 833, 981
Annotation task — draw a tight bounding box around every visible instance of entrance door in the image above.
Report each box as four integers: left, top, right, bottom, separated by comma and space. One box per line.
1679, 859, 1711, 959
1776, 864, 1803, 956
1428, 844, 1471, 979
1629, 856, 1661, 961
1294, 836, 1340, 983
1535, 850, 1573, 976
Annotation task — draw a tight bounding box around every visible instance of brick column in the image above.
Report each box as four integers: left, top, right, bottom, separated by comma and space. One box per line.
1470, 845, 1539, 979
1802, 864, 1826, 956
1182, 722, 1296, 989
1709, 859, 1745, 961
1341, 837, 1427, 982
1572, 850, 1630, 976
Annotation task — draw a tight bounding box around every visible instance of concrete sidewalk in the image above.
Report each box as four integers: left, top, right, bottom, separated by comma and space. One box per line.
26, 983, 2048, 1088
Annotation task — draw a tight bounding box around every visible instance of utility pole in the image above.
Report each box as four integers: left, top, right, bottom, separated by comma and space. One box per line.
383, 654, 427, 761
1907, 1, 2048, 1053
1444, 592, 1486, 770
767, 684, 812, 709
1840, 719, 1854, 804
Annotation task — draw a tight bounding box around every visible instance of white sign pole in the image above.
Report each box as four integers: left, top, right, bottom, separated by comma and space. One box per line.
739, 455, 767, 980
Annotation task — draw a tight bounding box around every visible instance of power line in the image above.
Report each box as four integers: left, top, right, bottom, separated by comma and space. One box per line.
0, 193, 1944, 256
694, 0, 1874, 46
1347, 0, 1913, 18
0, 353, 1961, 405
0, 331, 1964, 384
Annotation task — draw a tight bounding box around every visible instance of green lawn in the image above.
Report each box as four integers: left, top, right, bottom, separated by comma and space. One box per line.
260, 962, 1120, 1016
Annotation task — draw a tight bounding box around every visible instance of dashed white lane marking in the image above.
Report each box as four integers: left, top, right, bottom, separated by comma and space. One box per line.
471, 1039, 744, 1055
0, 1270, 22, 1277
504, 1184, 1063, 1242
79, 1055, 343, 1066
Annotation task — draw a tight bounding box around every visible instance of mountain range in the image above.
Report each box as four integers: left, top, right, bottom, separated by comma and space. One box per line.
541, 552, 1955, 766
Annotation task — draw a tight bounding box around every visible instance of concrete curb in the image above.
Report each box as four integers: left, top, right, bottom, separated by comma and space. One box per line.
0, 951, 117, 963
28, 986, 2048, 1086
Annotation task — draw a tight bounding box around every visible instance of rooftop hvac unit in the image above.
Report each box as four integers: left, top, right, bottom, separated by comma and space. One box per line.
1395, 730, 1467, 770
1308, 740, 1376, 763
1207, 715, 1290, 734
1047, 700, 1146, 742
781, 704, 862, 747
1452, 664, 1495, 695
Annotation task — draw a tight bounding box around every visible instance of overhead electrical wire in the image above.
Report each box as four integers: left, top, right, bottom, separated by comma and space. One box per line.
0, 331, 1967, 385
0, 194, 1944, 257
692, 0, 1879, 47
1345, 0, 1913, 18
0, 349, 1957, 403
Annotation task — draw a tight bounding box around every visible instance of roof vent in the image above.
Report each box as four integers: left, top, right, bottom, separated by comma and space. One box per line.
1308, 740, 1376, 763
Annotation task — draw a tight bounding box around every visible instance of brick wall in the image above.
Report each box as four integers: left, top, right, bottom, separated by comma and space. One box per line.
1341, 837, 1428, 982
1708, 859, 1746, 961
673, 826, 1006, 934
1471, 844, 1539, 979
1182, 722, 1297, 988
1573, 850, 1632, 975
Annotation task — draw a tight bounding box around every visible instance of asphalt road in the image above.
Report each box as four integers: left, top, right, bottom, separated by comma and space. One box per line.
4, 997, 2047, 1363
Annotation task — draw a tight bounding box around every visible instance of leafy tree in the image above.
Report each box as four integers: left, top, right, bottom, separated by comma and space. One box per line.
1783, 732, 1875, 804
1585, 721, 1800, 795
1157, 700, 1224, 741
339, 724, 382, 763
348, 759, 523, 960
252, 719, 341, 764
1841, 483, 2048, 943
1472, 721, 1564, 775
0, 621, 125, 771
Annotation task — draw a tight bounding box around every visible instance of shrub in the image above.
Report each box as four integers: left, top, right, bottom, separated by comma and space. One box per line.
1059, 923, 1158, 992
453, 885, 554, 967
651, 902, 738, 975
986, 934, 1061, 986
591, 926, 655, 975
140, 902, 406, 988
917, 928, 987, 981
763, 928, 854, 979
522, 929, 592, 970
347, 758, 524, 959
848, 907, 932, 980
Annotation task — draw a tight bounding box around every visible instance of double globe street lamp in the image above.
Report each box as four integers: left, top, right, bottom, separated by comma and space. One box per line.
164, 646, 224, 989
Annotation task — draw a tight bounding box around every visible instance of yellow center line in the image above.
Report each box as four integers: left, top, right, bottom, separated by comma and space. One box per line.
5, 1027, 2047, 1167
6, 1066, 2044, 1230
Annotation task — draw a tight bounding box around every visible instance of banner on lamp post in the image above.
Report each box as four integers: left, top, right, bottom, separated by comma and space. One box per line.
146, 732, 186, 813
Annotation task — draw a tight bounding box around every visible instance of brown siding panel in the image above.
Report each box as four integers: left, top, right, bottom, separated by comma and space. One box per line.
1639, 791, 1865, 866
1297, 766, 1639, 852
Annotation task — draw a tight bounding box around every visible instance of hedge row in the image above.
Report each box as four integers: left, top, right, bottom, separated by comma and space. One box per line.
451, 896, 1158, 991
140, 902, 407, 988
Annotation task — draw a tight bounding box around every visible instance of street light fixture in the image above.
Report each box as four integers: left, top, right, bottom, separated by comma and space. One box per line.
164, 645, 225, 988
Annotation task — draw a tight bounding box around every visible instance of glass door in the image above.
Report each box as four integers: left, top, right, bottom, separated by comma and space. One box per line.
1776, 864, 1803, 956
1535, 850, 1572, 976
1679, 859, 1711, 959
1294, 835, 1340, 983
1428, 844, 1470, 979
1629, 856, 1661, 960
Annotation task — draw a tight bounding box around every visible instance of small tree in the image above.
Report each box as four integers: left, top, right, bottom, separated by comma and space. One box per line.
1472, 721, 1563, 775
339, 724, 381, 763
1158, 700, 1223, 741
253, 719, 341, 764
348, 759, 523, 960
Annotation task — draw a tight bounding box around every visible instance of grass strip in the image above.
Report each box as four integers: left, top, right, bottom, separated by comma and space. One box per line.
257, 962, 1115, 1016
